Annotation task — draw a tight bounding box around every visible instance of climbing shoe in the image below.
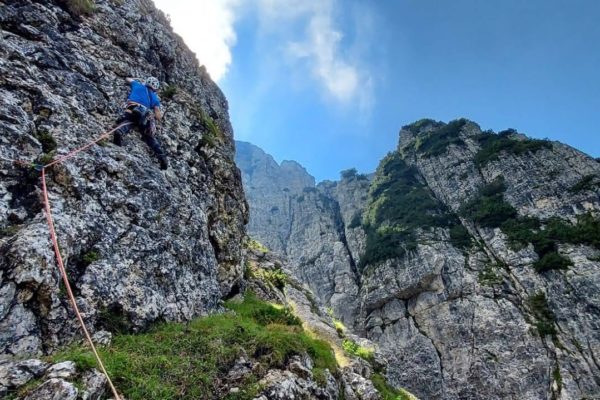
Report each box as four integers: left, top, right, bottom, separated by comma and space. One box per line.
113, 132, 123, 146
159, 155, 168, 170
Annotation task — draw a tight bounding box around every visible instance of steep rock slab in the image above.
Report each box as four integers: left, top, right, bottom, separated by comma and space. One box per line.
0, 0, 247, 356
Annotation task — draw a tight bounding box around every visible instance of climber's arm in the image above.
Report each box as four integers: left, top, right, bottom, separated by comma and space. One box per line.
154, 106, 162, 122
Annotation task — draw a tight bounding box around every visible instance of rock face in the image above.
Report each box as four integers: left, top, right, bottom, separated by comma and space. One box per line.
237, 120, 600, 399
0, 0, 248, 357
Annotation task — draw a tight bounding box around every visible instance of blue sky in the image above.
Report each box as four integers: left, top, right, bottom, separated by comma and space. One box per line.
153, 0, 600, 182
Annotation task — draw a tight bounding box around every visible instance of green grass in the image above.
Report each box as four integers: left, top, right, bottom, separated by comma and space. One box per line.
0, 225, 20, 238
195, 108, 223, 148
528, 292, 557, 337
478, 264, 503, 286
342, 339, 373, 363
81, 251, 99, 266
474, 129, 552, 167
161, 84, 178, 100
244, 237, 269, 253
553, 365, 563, 393
371, 373, 413, 400
52, 294, 336, 400
4, 378, 45, 400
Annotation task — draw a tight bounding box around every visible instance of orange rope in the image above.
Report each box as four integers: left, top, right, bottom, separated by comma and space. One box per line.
40, 123, 131, 400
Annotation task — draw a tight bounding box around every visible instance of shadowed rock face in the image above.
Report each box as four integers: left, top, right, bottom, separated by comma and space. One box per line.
237, 120, 600, 400
0, 0, 248, 357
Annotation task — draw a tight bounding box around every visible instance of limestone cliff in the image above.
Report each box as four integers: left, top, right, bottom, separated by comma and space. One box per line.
237, 120, 600, 400
0, 0, 248, 357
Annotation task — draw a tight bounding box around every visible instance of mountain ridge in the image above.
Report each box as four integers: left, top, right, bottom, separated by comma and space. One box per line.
236, 118, 600, 399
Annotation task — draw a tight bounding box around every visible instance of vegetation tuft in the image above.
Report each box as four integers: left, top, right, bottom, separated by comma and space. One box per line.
568, 174, 598, 193
414, 118, 468, 157
342, 339, 374, 363
348, 211, 362, 229
371, 373, 414, 400
161, 84, 178, 100
195, 108, 222, 148
360, 152, 470, 268
81, 250, 99, 266
461, 178, 600, 272
401, 118, 444, 135
474, 129, 552, 167
460, 178, 517, 228
52, 294, 336, 400
340, 168, 368, 181
244, 237, 269, 253
65, 0, 96, 15
35, 130, 58, 153
478, 264, 503, 286
528, 292, 557, 337
449, 224, 472, 250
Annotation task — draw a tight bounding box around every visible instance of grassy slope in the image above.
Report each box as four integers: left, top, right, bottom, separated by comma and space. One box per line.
52, 294, 336, 400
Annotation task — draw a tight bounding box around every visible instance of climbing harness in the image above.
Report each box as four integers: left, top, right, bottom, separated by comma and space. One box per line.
3, 122, 133, 400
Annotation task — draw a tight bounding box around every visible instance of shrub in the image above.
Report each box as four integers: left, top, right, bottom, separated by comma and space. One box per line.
360, 152, 458, 268
401, 119, 444, 135
65, 0, 96, 15
161, 84, 178, 100
35, 130, 57, 153
37, 151, 56, 167
474, 130, 552, 167
244, 237, 269, 253
261, 267, 288, 290
52, 294, 336, 399
460, 178, 518, 227
461, 180, 600, 273
341, 168, 358, 180
195, 108, 222, 148
81, 251, 99, 266
528, 292, 557, 337
533, 252, 571, 272
478, 264, 503, 286
568, 174, 598, 193
415, 118, 468, 157
333, 319, 346, 337
449, 224, 472, 250
348, 212, 362, 229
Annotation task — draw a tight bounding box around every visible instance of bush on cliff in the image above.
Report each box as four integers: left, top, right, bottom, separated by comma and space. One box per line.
462, 178, 600, 272
474, 130, 552, 167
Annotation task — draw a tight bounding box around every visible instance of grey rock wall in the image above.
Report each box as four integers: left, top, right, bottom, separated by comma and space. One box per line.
237, 121, 600, 399
0, 0, 248, 357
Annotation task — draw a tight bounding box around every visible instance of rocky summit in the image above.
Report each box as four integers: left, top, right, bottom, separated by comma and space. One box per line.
237, 119, 600, 400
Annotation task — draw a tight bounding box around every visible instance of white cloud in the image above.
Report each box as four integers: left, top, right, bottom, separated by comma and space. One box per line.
152, 0, 240, 81
151, 0, 375, 112
255, 0, 373, 109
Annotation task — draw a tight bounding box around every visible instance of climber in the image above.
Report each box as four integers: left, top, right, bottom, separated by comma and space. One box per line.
113, 76, 168, 170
